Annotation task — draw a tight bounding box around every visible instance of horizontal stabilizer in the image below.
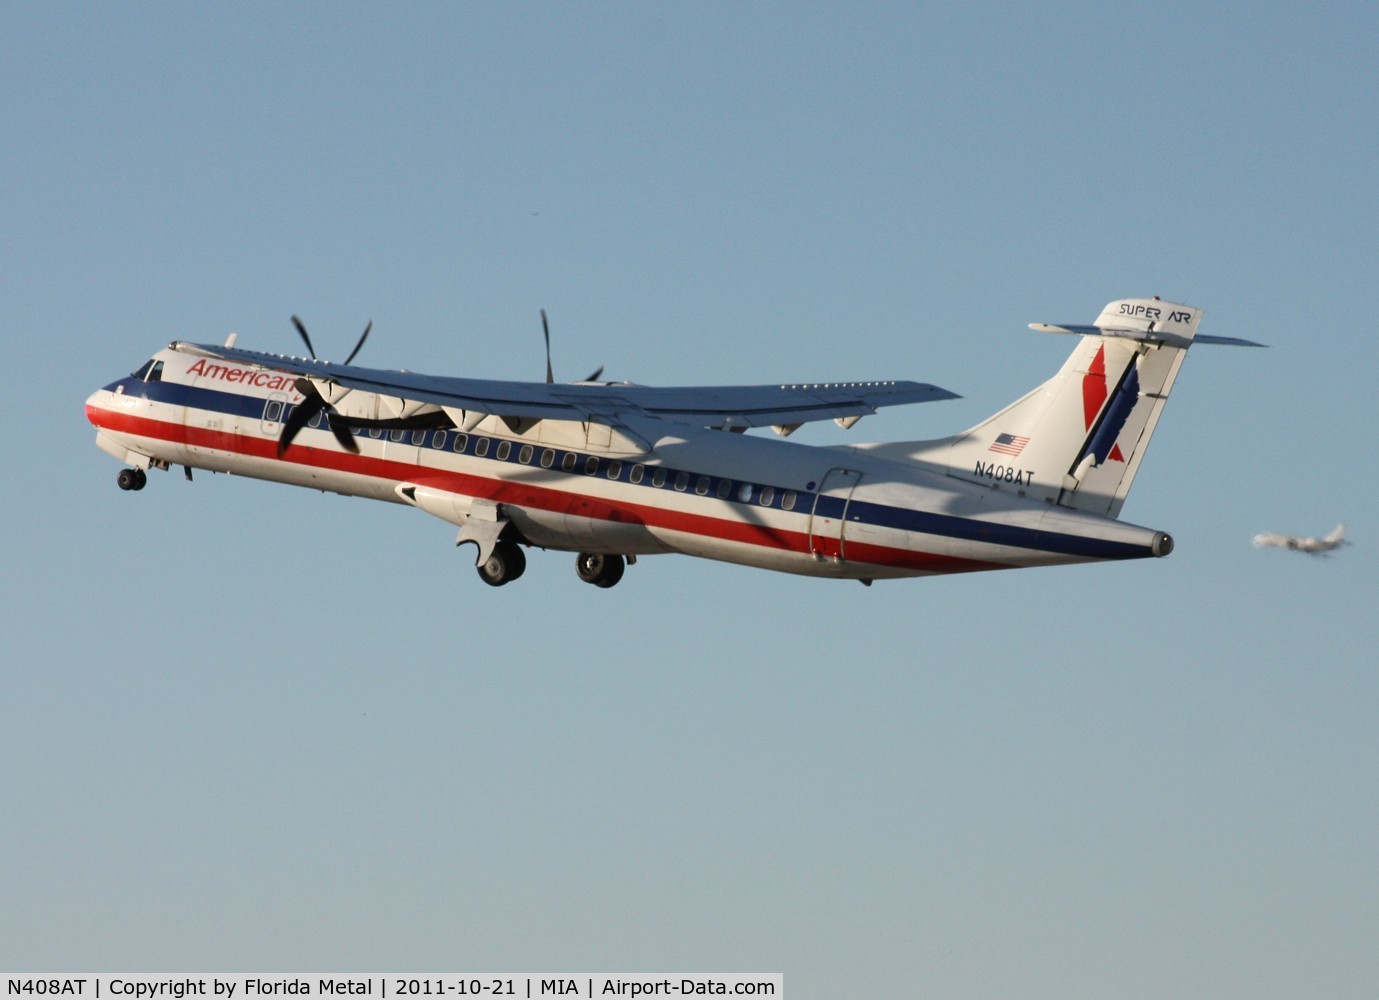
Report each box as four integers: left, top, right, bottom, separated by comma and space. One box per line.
1031, 323, 1266, 348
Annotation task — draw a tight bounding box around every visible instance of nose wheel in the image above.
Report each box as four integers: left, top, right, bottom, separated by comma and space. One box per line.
576, 552, 625, 588
117, 468, 147, 491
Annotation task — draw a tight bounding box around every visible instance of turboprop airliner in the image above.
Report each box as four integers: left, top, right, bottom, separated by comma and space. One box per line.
1253, 524, 1349, 555
84, 297, 1261, 588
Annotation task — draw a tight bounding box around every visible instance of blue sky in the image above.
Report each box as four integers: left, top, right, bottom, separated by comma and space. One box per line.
3, 3, 1377, 996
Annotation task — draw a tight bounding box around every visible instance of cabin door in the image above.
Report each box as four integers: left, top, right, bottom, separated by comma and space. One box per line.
807, 468, 863, 561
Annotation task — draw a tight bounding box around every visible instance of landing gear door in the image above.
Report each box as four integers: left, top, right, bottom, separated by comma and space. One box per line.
807, 467, 862, 561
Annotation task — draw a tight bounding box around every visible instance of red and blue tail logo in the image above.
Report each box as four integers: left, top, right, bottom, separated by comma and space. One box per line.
1080, 345, 1139, 465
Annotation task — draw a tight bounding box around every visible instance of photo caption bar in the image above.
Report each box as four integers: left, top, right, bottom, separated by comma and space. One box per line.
1, 975, 782, 1000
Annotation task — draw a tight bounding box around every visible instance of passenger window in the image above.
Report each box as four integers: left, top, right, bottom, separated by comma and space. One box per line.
629, 464, 645, 485
452, 433, 468, 453
540, 449, 555, 468
759, 486, 775, 506
474, 438, 490, 458
652, 468, 667, 488
264, 400, 284, 422
606, 461, 622, 480
694, 475, 710, 495
562, 453, 577, 472
585, 456, 599, 475
390, 430, 406, 443
674, 471, 689, 492
411, 430, 427, 446
308, 409, 323, 429
519, 445, 534, 464
369, 428, 382, 438
432, 431, 448, 449
738, 483, 754, 503
716, 479, 732, 499
781, 490, 797, 511
496, 441, 511, 460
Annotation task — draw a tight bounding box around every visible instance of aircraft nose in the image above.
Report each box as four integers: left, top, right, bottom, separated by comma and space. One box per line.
85, 387, 109, 426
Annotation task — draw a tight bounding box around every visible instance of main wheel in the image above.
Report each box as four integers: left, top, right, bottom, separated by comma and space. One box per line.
117, 468, 146, 491
477, 539, 526, 587
575, 552, 625, 588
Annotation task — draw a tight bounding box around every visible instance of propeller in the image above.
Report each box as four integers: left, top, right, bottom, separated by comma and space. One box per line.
540, 309, 604, 383
278, 378, 359, 456
290, 314, 372, 365
290, 315, 318, 360
344, 320, 372, 365
278, 315, 373, 457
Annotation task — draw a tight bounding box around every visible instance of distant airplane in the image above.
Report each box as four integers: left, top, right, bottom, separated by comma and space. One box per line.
1253, 524, 1349, 555
85, 297, 1262, 588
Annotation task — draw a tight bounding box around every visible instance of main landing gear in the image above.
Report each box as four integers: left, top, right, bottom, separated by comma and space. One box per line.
576, 552, 625, 589
116, 468, 147, 491
475, 545, 627, 589
477, 539, 527, 587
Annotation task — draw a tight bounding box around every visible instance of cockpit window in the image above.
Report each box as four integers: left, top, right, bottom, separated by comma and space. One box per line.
131, 359, 164, 382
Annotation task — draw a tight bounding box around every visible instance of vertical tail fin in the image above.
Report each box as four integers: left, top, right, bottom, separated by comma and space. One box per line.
863, 298, 1259, 518
1321, 524, 1348, 550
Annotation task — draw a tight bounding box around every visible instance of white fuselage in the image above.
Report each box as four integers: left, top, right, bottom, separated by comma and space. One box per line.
86, 347, 1171, 582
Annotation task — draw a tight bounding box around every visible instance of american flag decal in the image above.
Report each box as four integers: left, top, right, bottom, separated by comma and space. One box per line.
988, 433, 1030, 457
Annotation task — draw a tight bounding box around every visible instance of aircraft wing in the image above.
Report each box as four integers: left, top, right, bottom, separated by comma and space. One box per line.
174, 342, 959, 430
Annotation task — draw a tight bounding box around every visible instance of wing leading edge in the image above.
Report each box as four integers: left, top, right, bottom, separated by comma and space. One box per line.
172, 342, 959, 431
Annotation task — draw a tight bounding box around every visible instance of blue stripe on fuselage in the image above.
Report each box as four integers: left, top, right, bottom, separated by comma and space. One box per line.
121, 375, 1152, 563
108, 375, 283, 422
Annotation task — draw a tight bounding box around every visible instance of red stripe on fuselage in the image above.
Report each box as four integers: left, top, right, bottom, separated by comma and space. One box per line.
87, 404, 1008, 575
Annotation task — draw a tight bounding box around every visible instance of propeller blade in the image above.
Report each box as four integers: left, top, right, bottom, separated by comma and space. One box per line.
325, 415, 360, 453
278, 394, 323, 456
581, 365, 605, 383
343, 320, 372, 366
278, 379, 361, 456
541, 308, 554, 384
290, 315, 317, 360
